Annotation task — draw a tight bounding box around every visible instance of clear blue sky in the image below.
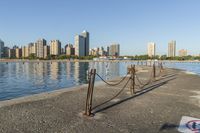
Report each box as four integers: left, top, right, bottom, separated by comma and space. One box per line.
0, 0, 200, 55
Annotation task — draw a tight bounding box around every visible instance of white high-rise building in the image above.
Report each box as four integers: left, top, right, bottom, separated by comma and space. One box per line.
75, 35, 85, 56
0, 39, 4, 58
50, 40, 61, 56
147, 42, 156, 58
36, 39, 47, 58
168, 40, 176, 57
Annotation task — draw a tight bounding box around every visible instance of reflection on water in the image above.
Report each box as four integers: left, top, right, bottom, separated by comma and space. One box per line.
0, 61, 130, 101
1, 61, 199, 101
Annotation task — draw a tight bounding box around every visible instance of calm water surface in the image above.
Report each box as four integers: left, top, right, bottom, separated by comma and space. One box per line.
0, 61, 134, 101
0, 61, 199, 101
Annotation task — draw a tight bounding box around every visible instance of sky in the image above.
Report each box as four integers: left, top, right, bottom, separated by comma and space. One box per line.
0, 0, 200, 56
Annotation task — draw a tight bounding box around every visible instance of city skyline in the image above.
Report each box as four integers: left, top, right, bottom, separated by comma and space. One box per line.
0, 0, 200, 55
0, 36, 193, 58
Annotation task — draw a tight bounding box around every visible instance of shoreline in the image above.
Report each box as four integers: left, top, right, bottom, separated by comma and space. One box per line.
0, 59, 200, 63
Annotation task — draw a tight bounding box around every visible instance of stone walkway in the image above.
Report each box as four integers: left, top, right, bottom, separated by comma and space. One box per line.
0, 67, 199, 133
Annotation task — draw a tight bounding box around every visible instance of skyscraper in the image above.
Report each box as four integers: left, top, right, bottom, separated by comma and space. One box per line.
22, 46, 29, 58
16, 48, 22, 58
50, 40, 61, 56
168, 40, 176, 57
0, 39, 4, 58
74, 31, 90, 57
147, 42, 156, 58
81, 30, 89, 56
36, 39, 47, 58
109, 44, 120, 57
75, 35, 85, 56
106, 46, 110, 56
44, 45, 50, 59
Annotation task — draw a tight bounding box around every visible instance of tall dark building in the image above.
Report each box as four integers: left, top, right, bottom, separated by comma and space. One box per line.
81, 30, 89, 56
0, 39, 4, 58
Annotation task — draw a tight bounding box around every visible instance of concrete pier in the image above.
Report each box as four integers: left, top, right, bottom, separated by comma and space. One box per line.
0, 68, 200, 133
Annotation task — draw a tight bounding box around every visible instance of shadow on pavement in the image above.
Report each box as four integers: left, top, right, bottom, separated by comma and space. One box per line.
92, 76, 176, 114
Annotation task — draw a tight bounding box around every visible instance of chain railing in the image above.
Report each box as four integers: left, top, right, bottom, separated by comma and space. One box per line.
84, 62, 165, 116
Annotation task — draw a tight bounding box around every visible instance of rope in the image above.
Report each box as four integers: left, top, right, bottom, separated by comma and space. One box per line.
96, 73, 129, 86
92, 77, 131, 110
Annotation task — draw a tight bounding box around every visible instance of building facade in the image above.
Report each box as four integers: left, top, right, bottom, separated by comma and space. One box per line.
36, 39, 47, 58
75, 35, 85, 56
16, 48, 22, 58
50, 40, 61, 56
179, 49, 187, 57
0, 39, 4, 58
109, 44, 120, 57
66, 44, 75, 56
81, 30, 89, 56
74, 31, 90, 57
168, 40, 176, 57
8, 48, 16, 58
147, 42, 156, 58
22, 46, 29, 58
44, 45, 50, 59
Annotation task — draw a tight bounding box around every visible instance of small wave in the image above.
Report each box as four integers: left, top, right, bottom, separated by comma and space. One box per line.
184, 71, 197, 75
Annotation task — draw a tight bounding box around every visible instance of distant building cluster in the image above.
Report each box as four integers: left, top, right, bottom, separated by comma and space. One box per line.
178, 49, 187, 57
0, 31, 89, 59
147, 40, 190, 58
89, 44, 120, 57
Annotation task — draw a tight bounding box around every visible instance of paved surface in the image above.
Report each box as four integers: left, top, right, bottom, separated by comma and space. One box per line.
0, 67, 200, 133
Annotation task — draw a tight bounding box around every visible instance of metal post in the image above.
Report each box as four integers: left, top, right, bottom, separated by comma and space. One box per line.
130, 65, 135, 94
160, 62, 163, 73
85, 69, 96, 116
153, 63, 156, 79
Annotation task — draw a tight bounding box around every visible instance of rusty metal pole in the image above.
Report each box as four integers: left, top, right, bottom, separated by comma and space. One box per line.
88, 69, 96, 116
85, 69, 96, 116
85, 69, 92, 116
153, 63, 156, 79
130, 65, 135, 94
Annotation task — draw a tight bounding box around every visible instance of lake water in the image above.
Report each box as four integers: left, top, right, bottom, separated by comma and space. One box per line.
0, 61, 199, 101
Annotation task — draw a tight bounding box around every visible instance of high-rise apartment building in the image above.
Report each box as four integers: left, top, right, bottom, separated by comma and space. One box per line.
75, 35, 85, 56
168, 40, 176, 57
8, 49, 16, 58
36, 39, 47, 58
106, 46, 110, 56
44, 45, 50, 59
66, 44, 75, 56
147, 42, 156, 58
22, 46, 29, 58
50, 40, 61, 56
0, 39, 4, 58
109, 44, 120, 57
179, 49, 187, 57
16, 48, 22, 58
74, 31, 90, 57
3, 47, 9, 58
81, 30, 89, 56
27, 43, 36, 55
